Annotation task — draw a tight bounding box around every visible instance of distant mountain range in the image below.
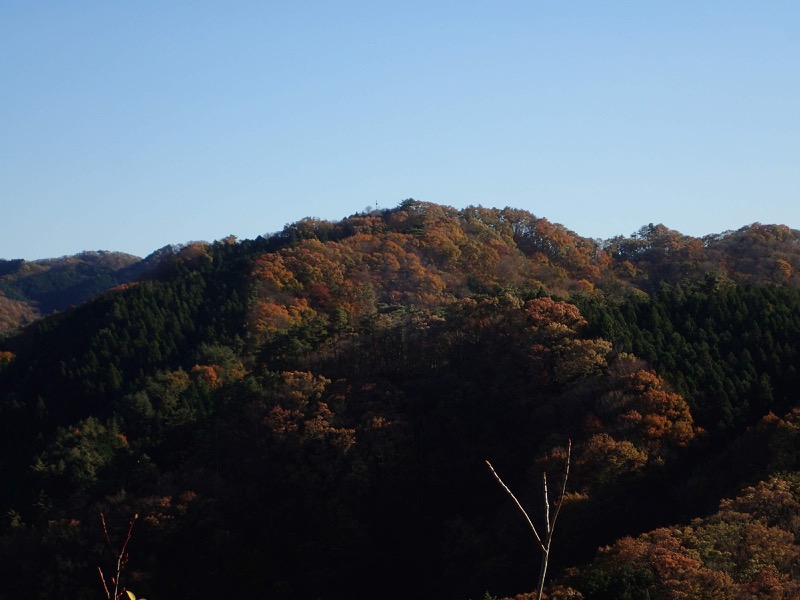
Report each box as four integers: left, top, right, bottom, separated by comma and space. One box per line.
0, 246, 193, 334
3, 202, 799, 334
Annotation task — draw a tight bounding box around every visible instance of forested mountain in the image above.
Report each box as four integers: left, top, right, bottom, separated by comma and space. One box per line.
0, 250, 169, 335
2, 200, 800, 599
4, 206, 800, 334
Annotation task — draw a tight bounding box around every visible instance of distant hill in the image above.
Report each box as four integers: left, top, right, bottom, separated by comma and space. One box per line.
0, 248, 186, 334
602, 221, 800, 291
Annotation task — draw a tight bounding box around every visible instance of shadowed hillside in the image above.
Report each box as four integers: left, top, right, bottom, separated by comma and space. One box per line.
2, 200, 800, 599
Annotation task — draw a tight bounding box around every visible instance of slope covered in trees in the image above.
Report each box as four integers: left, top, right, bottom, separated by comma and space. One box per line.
0, 250, 164, 334
2, 200, 800, 599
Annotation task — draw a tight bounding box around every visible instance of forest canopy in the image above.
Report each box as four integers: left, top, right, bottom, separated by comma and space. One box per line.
2, 201, 800, 599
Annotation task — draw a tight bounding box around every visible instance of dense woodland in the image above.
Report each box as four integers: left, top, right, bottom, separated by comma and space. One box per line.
0, 250, 167, 335
3, 200, 800, 598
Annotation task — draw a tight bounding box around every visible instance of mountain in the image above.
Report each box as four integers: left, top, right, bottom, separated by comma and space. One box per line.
0, 250, 163, 335
4, 205, 800, 335
2, 200, 800, 599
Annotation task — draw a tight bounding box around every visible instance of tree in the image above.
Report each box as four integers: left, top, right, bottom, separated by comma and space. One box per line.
486, 440, 571, 600
98, 513, 146, 600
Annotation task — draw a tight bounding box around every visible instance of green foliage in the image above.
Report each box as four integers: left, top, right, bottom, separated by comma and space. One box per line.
583, 282, 800, 433
33, 417, 129, 494
580, 564, 654, 599
0, 251, 148, 333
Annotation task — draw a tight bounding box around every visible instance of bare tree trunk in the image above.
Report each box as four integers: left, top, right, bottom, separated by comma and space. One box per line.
536, 549, 549, 600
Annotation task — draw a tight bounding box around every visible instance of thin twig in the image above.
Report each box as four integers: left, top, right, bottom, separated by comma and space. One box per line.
543, 471, 551, 537
485, 460, 546, 553
100, 513, 114, 554
549, 440, 571, 533
98, 566, 111, 599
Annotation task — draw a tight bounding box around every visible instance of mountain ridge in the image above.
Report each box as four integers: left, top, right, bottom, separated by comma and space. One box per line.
4, 202, 800, 336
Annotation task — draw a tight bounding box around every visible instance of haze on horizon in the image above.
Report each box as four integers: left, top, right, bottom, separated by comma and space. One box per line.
2, 1, 799, 261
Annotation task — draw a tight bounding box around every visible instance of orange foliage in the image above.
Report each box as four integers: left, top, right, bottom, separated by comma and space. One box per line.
251, 298, 316, 336
160, 369, 191, 394
574, 433, 649, 487
191, 364, 222, 389
523, 297, 612, 385
558, 473, 800, 598
249, 226, 454, 342
263, 371, 356, 451
0, 295, 39, 334
620, 370, 696, 451
524, 297, 587, 336
592, 357, 697, 462
252, 254, 302, 291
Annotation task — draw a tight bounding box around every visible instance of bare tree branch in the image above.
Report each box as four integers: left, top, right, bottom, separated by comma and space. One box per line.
487, 439, 572, 600
485, 459, 546, 553
549, 439, 572, 532
543, 471, 551, 536
98, 513, 139, 600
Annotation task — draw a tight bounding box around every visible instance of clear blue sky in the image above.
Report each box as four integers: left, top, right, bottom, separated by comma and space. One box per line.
2, 1, 799, 260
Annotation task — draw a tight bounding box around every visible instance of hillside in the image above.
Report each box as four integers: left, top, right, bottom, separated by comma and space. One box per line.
4, 203, 800, 335
2, 200, 800, 599
0, 250, 164, 335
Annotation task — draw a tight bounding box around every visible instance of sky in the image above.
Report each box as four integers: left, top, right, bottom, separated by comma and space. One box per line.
2, 1, 799, 260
